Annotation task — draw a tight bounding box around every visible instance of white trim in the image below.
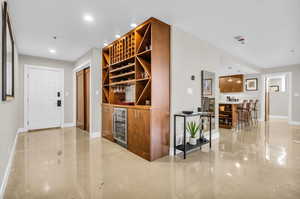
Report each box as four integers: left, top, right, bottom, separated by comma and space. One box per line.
73, 60, 91, 72
0, 131, 18, 198
289, 121, 300, 126
90, 132, 101, 138
24, 65, 65, 131
269, 115, 288, 119
72, 61, 92, 133
63, 123, 75, 128
17, 128, 28, 134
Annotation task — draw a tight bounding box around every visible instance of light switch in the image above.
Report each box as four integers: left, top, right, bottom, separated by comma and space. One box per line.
187, 88, 193, 95
65, 92, 69, 97
294, 92, 299, 97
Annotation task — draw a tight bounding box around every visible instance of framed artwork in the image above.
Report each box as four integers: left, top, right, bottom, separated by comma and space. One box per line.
2, 1, 15, 101
203, 78, 212, 96
269, 85, 279, 92
245, 78, 258, 91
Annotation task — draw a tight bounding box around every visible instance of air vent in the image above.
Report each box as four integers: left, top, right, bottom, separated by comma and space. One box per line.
234, 36, 245, 44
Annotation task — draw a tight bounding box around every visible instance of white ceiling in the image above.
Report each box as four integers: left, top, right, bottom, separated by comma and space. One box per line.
9, 0, 300, 68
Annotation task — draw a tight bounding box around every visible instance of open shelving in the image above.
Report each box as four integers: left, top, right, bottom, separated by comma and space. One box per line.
101, 20, 154, 106
101, 17, 170, 161
219, 104, 238, 129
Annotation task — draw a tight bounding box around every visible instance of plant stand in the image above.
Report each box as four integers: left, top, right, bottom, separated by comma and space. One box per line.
174, 112, 212, 159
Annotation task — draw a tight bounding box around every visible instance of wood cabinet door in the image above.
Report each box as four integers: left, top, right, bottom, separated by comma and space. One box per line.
102, 104, 113, 141
84, 68, 90, 131
128, 109, 151, 160
219, 75, 243, 93
76, 70, 85, 130
219, 77, 228, 93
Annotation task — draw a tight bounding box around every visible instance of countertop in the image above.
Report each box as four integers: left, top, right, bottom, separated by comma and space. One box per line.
219, 102, 241, 105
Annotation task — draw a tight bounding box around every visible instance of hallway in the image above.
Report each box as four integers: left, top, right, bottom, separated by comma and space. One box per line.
4, 120, 300, 199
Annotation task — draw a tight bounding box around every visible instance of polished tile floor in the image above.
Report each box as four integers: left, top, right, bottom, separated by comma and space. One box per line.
4, 119, 300, 199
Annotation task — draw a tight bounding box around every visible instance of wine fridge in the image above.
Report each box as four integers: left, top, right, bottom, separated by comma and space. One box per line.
113, 108, 127, 147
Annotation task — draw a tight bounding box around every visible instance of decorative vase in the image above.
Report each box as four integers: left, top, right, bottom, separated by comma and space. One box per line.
189, 137, 197, 145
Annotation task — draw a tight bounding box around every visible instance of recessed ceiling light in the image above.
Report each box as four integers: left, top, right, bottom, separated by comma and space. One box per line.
83, 14, 94, 22
49, 49, 56, 54
235, 162, 241, 168
104, 42, 108, 47
130, 23, 137, 28
115, 34, 121, 38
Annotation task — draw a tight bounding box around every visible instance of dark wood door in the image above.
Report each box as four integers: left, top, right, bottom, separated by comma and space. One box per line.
128, 108, 150, 160
76, 70, 85, 130
102, 104, 113, 141
84, 68, 90, 131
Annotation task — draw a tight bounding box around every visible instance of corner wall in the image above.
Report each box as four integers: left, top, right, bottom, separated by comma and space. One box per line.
263, 65, 300, 123
0, 45, 20, 196
74, 48, 101, 136
18, 55, 75, 126
170, 26, 261, 154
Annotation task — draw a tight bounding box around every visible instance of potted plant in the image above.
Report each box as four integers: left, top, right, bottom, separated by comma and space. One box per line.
187, 121, 200, 145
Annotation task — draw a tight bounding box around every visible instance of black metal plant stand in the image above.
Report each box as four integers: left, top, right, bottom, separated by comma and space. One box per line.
174, 112, 212, 159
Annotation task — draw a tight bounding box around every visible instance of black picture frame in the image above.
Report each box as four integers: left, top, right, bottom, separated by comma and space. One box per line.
245, 78, 258, 91
2, 1, 15, 101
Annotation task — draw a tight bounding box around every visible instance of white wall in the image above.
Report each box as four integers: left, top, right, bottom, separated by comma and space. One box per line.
263, 65, 300, 123
74, 48, 101, 136
0, 48, 20, 197
269, 74, 289, 117
0, 0, 21, 194
18, 55, 75, 126
170, 26, 260, 154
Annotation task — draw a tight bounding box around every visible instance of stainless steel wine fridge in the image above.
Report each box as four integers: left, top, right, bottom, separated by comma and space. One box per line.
112, 108, 127, 147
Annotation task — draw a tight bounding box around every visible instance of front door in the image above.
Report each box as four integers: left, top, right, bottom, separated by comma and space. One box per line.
26, 66, 63, 130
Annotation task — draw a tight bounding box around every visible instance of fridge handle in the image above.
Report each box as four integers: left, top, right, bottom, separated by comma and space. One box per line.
112, 111, 116, 138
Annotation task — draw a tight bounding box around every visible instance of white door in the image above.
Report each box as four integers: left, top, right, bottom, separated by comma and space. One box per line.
26, 66, 64, 130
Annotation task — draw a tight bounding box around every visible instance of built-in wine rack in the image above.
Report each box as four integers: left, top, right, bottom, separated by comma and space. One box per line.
102, 19, 154, 106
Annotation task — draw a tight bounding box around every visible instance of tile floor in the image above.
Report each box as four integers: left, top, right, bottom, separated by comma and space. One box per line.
4, 119, 300, 199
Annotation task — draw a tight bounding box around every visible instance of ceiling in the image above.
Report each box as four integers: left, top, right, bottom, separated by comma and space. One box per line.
9, 0, 300, 68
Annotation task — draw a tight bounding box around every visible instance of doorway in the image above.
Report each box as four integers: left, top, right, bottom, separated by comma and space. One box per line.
24, 65, 64, 130
263, 72, 292, 122
76, 67, 90, 131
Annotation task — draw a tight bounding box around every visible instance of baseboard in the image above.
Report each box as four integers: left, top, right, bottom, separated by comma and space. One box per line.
63, 122, 75, 128
90, 131, 100, 138
258, 118, 264, 122
0, 130, 18, 198
17, 128, 27, 134
270, 115, 288, 119
289, 121, 300, 126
